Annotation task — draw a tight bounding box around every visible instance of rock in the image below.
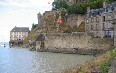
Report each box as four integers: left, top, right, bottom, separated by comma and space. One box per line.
71, 69, 78, 73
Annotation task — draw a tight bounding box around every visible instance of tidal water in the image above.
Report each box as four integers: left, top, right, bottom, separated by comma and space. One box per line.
0, 43, 93, 73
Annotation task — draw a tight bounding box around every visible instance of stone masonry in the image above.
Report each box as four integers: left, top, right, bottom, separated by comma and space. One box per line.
36, 33, 113, 54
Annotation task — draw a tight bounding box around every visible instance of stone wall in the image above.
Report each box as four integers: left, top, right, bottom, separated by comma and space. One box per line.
114, 25, 116, 47
66, 14, 85, 27
43, 10, 60, 18
36, 33, 113, 54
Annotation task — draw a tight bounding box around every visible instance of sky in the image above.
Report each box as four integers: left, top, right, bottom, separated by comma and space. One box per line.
0, 0, 54, 42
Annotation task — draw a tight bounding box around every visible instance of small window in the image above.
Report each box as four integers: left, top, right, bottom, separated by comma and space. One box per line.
91, 18, 94, 23
111, 6, 114, 11
96, 24, 99, 31
86, 19, 89, 24
103, 16, 105, 22
92, 11, 94, 16
91, 25, 93, 30
96, 17, 99, 22
106, 9, 108, 12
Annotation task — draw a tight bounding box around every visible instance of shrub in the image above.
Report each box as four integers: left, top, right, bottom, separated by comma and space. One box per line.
101, 61, 109, 73
110, 49, 116, 58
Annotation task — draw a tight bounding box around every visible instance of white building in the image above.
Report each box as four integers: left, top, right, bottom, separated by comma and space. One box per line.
10, 26, 30, 41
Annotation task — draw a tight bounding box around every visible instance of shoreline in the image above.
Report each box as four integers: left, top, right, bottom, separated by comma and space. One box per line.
37, 47, 110, 55
62, 48, 116, 73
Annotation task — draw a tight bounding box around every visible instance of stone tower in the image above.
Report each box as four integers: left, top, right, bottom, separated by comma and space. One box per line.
37, 12, 42, 25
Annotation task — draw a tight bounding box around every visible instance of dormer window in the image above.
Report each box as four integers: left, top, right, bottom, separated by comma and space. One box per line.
111, 6, 114, 11
92, 12, 94, 16
106, 8, 108, 12
98, 11, 100, 15
86, 13, 89, 17
91, 25, 93, 30
103, 16, 105, 22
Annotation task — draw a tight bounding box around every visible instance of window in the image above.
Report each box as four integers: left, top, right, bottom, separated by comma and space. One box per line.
86, 19, 89, 24
91, 18, 94, 23
96, 24, 99, 31
108, 22, 112, 28
92, 12, 94, 16
91, 25, 93, 30
106, 9, 108, 12
111, 6, 114, 11
96, 17, 99, 22
86, 25, 89, 31
103, 16, 105, 22
103, 23, 105, 29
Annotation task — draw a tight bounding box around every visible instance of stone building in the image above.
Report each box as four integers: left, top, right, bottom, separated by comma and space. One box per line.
85, 2, 116, 38
9, 26, 30, 46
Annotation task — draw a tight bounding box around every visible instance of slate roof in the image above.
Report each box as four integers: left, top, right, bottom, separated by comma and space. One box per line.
86, 2, 116, 18
10, 26, 30, 32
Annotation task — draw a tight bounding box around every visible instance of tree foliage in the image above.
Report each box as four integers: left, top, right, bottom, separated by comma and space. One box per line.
52, 0, 115, 14
31, 23, 38, 30
52, 0, 68, 9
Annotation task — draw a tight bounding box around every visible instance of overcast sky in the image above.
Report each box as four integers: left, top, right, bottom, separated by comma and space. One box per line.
0, 0, 54, 42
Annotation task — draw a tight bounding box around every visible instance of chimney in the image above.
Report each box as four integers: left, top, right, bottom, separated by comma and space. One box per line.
103, 1, 108, 8
87, 7, 90, 12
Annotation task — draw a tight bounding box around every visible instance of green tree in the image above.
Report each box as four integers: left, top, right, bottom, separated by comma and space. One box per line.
67, 3, 88, 14
52, 0, 68, 9
52, 0, 115, 15
31, 23, 38, 30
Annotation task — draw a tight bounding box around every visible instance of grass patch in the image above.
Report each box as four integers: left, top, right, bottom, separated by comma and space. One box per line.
101, 61, 110, 73
109, 49, 116, 58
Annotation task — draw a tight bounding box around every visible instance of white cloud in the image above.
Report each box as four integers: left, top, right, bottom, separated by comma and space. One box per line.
0, 0, 54, 42
0, 0, 53, 8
